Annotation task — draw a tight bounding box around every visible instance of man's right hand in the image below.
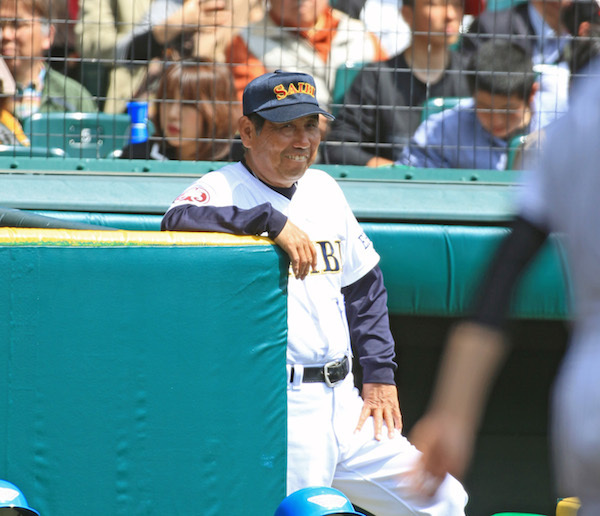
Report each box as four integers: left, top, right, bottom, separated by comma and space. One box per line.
274, 220, 317, 280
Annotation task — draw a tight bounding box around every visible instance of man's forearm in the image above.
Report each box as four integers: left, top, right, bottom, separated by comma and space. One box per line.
161, 203, 287, 239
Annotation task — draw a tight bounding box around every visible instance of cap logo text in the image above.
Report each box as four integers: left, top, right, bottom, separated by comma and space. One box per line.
273, 82, 316, 100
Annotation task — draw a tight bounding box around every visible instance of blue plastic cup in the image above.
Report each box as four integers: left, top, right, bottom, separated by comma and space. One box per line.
127, 100, 149, 144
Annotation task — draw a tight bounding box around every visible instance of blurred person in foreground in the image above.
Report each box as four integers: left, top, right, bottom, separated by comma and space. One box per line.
120, 58, 239, 161
408, 53, 600, 516
0, 0, 96, 120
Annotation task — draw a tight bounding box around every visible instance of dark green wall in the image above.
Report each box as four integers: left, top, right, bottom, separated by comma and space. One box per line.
392, 317, 566, 516
0, 238, 289, 516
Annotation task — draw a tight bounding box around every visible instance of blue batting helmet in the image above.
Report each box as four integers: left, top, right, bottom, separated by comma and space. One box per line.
0, 479, 40, 516
275, 487, 365, 516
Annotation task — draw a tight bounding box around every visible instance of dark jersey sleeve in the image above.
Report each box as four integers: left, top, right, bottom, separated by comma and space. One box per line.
470, 215, 550, 329
161, 203, 288, 240
342, 265, 397, 385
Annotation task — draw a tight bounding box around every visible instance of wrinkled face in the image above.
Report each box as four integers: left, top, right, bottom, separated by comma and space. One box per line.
474, 90, 531, 140
159, 94, 201, 150
268, 0, 329, 29
240, 115, 321, 188
403, 0, 463, 46
0, 1, 52, 78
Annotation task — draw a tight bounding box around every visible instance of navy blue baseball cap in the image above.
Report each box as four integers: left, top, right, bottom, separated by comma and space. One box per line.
243, 70, 334, 123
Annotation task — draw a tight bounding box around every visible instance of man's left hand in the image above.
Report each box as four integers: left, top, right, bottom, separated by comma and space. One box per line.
355, 383, 402, 440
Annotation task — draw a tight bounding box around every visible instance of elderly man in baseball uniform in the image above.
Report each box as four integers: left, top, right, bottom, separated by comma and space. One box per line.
162, 69, 467, 515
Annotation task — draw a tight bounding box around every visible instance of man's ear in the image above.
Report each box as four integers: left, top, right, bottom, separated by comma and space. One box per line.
238, 116, 255, 148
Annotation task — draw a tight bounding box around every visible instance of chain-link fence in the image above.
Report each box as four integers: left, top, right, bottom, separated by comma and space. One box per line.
0, 0, 596, 168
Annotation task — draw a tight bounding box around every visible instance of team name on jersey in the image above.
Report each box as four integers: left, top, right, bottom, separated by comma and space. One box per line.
288, 240, 342, 277
273, 82, 316, 100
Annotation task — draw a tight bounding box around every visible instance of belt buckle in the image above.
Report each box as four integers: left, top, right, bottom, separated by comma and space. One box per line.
323, 358, 345, 388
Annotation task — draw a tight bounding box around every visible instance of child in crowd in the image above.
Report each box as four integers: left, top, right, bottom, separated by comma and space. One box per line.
120, 58, 239, 161
400, 40, 538, 170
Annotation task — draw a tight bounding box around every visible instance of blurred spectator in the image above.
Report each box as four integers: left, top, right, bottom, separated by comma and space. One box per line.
75, 0, 152, 113
225, 0, 388, 131
120, 58, 239, 161
115, 0, 263, 103
0, 58, 30, 146
0, 0, 97, 120
48, 0, 80, 82
400, 40, 537, 169
461, 0, 574, 131
334, 0, 412, 56
560, 0, 600, 84
512, 0, 600, 169
323, 0, 470, 166
462, 0, 570, 60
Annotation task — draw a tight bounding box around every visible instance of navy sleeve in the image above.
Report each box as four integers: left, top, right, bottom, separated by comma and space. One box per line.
470, 215, 549, 329
161, 203, 288, 240
342, 265, 397, 385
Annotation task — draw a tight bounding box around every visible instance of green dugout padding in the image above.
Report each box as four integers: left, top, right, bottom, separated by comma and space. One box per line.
0, 231, 288, 516
363, 223, 571, 319
22, 217, 572, 320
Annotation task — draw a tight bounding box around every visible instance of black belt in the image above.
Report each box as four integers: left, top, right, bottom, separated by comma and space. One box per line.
298, 356, 350, 387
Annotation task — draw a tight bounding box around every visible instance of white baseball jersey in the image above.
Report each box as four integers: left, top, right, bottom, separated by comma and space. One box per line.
166, 161, 380, 366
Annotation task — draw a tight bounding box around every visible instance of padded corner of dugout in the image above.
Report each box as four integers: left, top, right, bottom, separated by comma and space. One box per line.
0, 228, 288, 515
363, 223, 570, 319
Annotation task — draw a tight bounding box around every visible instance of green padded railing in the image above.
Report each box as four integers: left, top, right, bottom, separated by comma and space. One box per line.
0, 166, 522, 223
365, 223, 570, 320
0, 156, 522, 181
15, 213, 570, 320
